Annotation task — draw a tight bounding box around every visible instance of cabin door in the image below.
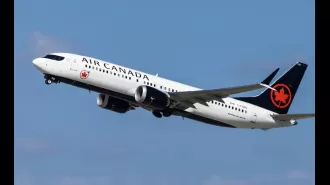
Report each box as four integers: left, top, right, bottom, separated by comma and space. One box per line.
70, 58, 78, 71
250, 112, 257, 123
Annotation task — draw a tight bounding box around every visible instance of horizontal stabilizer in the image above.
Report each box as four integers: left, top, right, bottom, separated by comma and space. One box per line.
271, 113, 315, 121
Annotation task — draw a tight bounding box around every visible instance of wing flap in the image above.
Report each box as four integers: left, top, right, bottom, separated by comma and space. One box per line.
271, 113, 315, 120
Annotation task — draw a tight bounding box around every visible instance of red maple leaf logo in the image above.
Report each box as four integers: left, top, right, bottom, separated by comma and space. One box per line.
274, 88, 289, 104
81, 71, 88, 78
80, 71, 89, 79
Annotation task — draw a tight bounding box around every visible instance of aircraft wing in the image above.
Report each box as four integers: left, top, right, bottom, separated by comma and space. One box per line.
169, 83, 272, 108
271, 113, 315, 120
168, 68, 280, 108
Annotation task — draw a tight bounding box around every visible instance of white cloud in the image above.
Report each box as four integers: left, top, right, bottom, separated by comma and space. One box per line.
203, 175, 249, 185
51, 176, 113, 185
28, 31, 72, 57
14, 175, 113, 185
15, 174, 35, 185
287, 170, 313, 180
52, 177, 91, 185
14, 171, 314, 185
202, 170, 314, 185
15, 138, 50, 155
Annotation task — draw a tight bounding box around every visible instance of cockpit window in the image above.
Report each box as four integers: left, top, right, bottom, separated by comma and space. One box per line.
43, 54, 65, 61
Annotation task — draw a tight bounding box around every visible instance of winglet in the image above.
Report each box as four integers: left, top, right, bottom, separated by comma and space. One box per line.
259, 68, 280, 92
261, 68, 280, 85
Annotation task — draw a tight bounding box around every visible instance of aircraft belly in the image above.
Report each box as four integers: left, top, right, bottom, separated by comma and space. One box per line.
185, 105, 236, 127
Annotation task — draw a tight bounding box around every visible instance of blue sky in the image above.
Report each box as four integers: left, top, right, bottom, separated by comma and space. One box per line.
14, 0, 315, 184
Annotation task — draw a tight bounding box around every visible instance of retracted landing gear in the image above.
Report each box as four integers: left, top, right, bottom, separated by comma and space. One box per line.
152, 111, 162, 118
152, 109, 173, 118
162, 110, 172, 117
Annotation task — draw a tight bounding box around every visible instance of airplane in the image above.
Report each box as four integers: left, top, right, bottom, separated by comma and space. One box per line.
32, 53, 315, 130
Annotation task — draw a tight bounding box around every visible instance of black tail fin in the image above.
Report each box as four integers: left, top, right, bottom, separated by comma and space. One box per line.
234, 62, 308, 114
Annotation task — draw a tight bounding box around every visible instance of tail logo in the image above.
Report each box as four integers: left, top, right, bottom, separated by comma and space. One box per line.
270, 84, 292, 108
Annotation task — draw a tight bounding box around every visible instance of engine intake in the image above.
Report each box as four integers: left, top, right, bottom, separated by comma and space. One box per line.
97, 94, 131, 113
290, 120, 298, 126
135, 85, 170, 109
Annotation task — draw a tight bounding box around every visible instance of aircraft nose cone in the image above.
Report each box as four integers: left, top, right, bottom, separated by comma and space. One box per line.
32, 58, 40, 66
32, 58, 44, 72
32, 59, 37, 66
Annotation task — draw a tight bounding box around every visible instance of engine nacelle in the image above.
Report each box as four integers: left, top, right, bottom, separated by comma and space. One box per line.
97, 94, 131, 113
290, 119, 298, 126
134, 85, 170, 109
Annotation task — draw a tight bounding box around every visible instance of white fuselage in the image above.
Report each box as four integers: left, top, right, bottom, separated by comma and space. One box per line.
33, 53, 293, 129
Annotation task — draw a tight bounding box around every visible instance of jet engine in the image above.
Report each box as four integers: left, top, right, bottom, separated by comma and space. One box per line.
134, 85, 171, 110
97, 94, 131, 113
290, 119, 298, 126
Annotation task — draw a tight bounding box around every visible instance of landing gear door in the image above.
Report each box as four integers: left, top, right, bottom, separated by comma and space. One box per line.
250, 112, 257, 123
69, 58, 78, 71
